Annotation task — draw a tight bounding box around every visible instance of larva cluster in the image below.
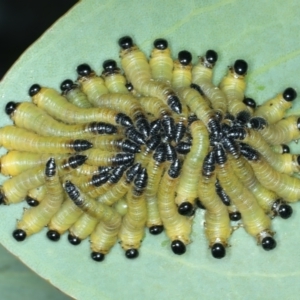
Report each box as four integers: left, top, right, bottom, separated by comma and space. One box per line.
0, 36, 299, 261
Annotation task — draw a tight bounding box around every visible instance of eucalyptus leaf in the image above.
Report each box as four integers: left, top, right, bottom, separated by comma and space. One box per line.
1, 0, 300, 299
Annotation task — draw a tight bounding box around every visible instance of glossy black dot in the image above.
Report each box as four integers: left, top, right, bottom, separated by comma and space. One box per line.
283, 87, 297, 102
282, 144, 290, 154
243, 97, 256, 108
229, 211, 241, 221
25, 196, 39, 207
5, 101, 18, 115
125, 248, 139, 259
47, 230, 60, 241
60, 79, 74, 92
154, 38, 168, 50
68, 234, 81, 245
178, 202, 194, 216
12, 229, 26, 241
278, 204, 293, 219
211, 243, 226, 259
29, 84, 41, 97
149, 225, 164, 235
196, 198, 206, 209
178, 50, 192, 66
76, 64, 92, 77
118, 36, 133, 50
233, 59, 248, 76
171, 240, 186, 255
91, 252, 105, 262
103, 59, 117, 72
205, 50, 218, 64
125, 83, 133, 92
261, 236, 277, 251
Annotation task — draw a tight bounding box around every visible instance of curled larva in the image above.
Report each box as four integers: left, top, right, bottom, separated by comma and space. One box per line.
149, 38, 173, 83
118, 36, 182, 114
158, 159, 192, 255
215, 144, 276, 251
0, 126, 93, 154
175, 120, 209, 216
5, 101, 117, 138
219, 59, 249, 116
0, 155, 86, 205
118, 167, 148, 259
12, 158, 64, 241
253, 88, 297, 124
29, 84, 133, 127
198, 151, 232, 259
60, 79, 93, 108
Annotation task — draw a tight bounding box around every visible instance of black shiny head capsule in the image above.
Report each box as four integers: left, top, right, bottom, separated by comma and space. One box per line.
45, 158, 56, 177
236, 110, 251, 125
178, 202, 194, 216
76, 63, 92, 77
46, 230, 60, 242
154, 38, 168, 50
102, 59, 117, 73
229, 211, 241, 221
211, 243, 226, 259
243, 97, 256, 108
283, 87, 297, 102
72, 140, 93, 152
60, 79, 76, 93
282, 144, 290, 154
171, 240, 186, 255
261, 236, 276, 251
205, 50, 218, 65
91, 252, 105, 262
233, 59, 248, 76
278, 203, 293, 219
29, 84, 41, 97
118, 36, 133, 50
149, 225, 164, 235
5, 101, 19, 115
125, 83, 134, 92
168, 158, 182, 179
167, 95, 182, 114
125, 248, 139, 259
195, 198, 206, 209
116, 113, 133, 127
68, 155, 87, 169
12, 229, 27, 241
67, 234, 81, 245
178, 50, 192, 66
25, 196, 39, 207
